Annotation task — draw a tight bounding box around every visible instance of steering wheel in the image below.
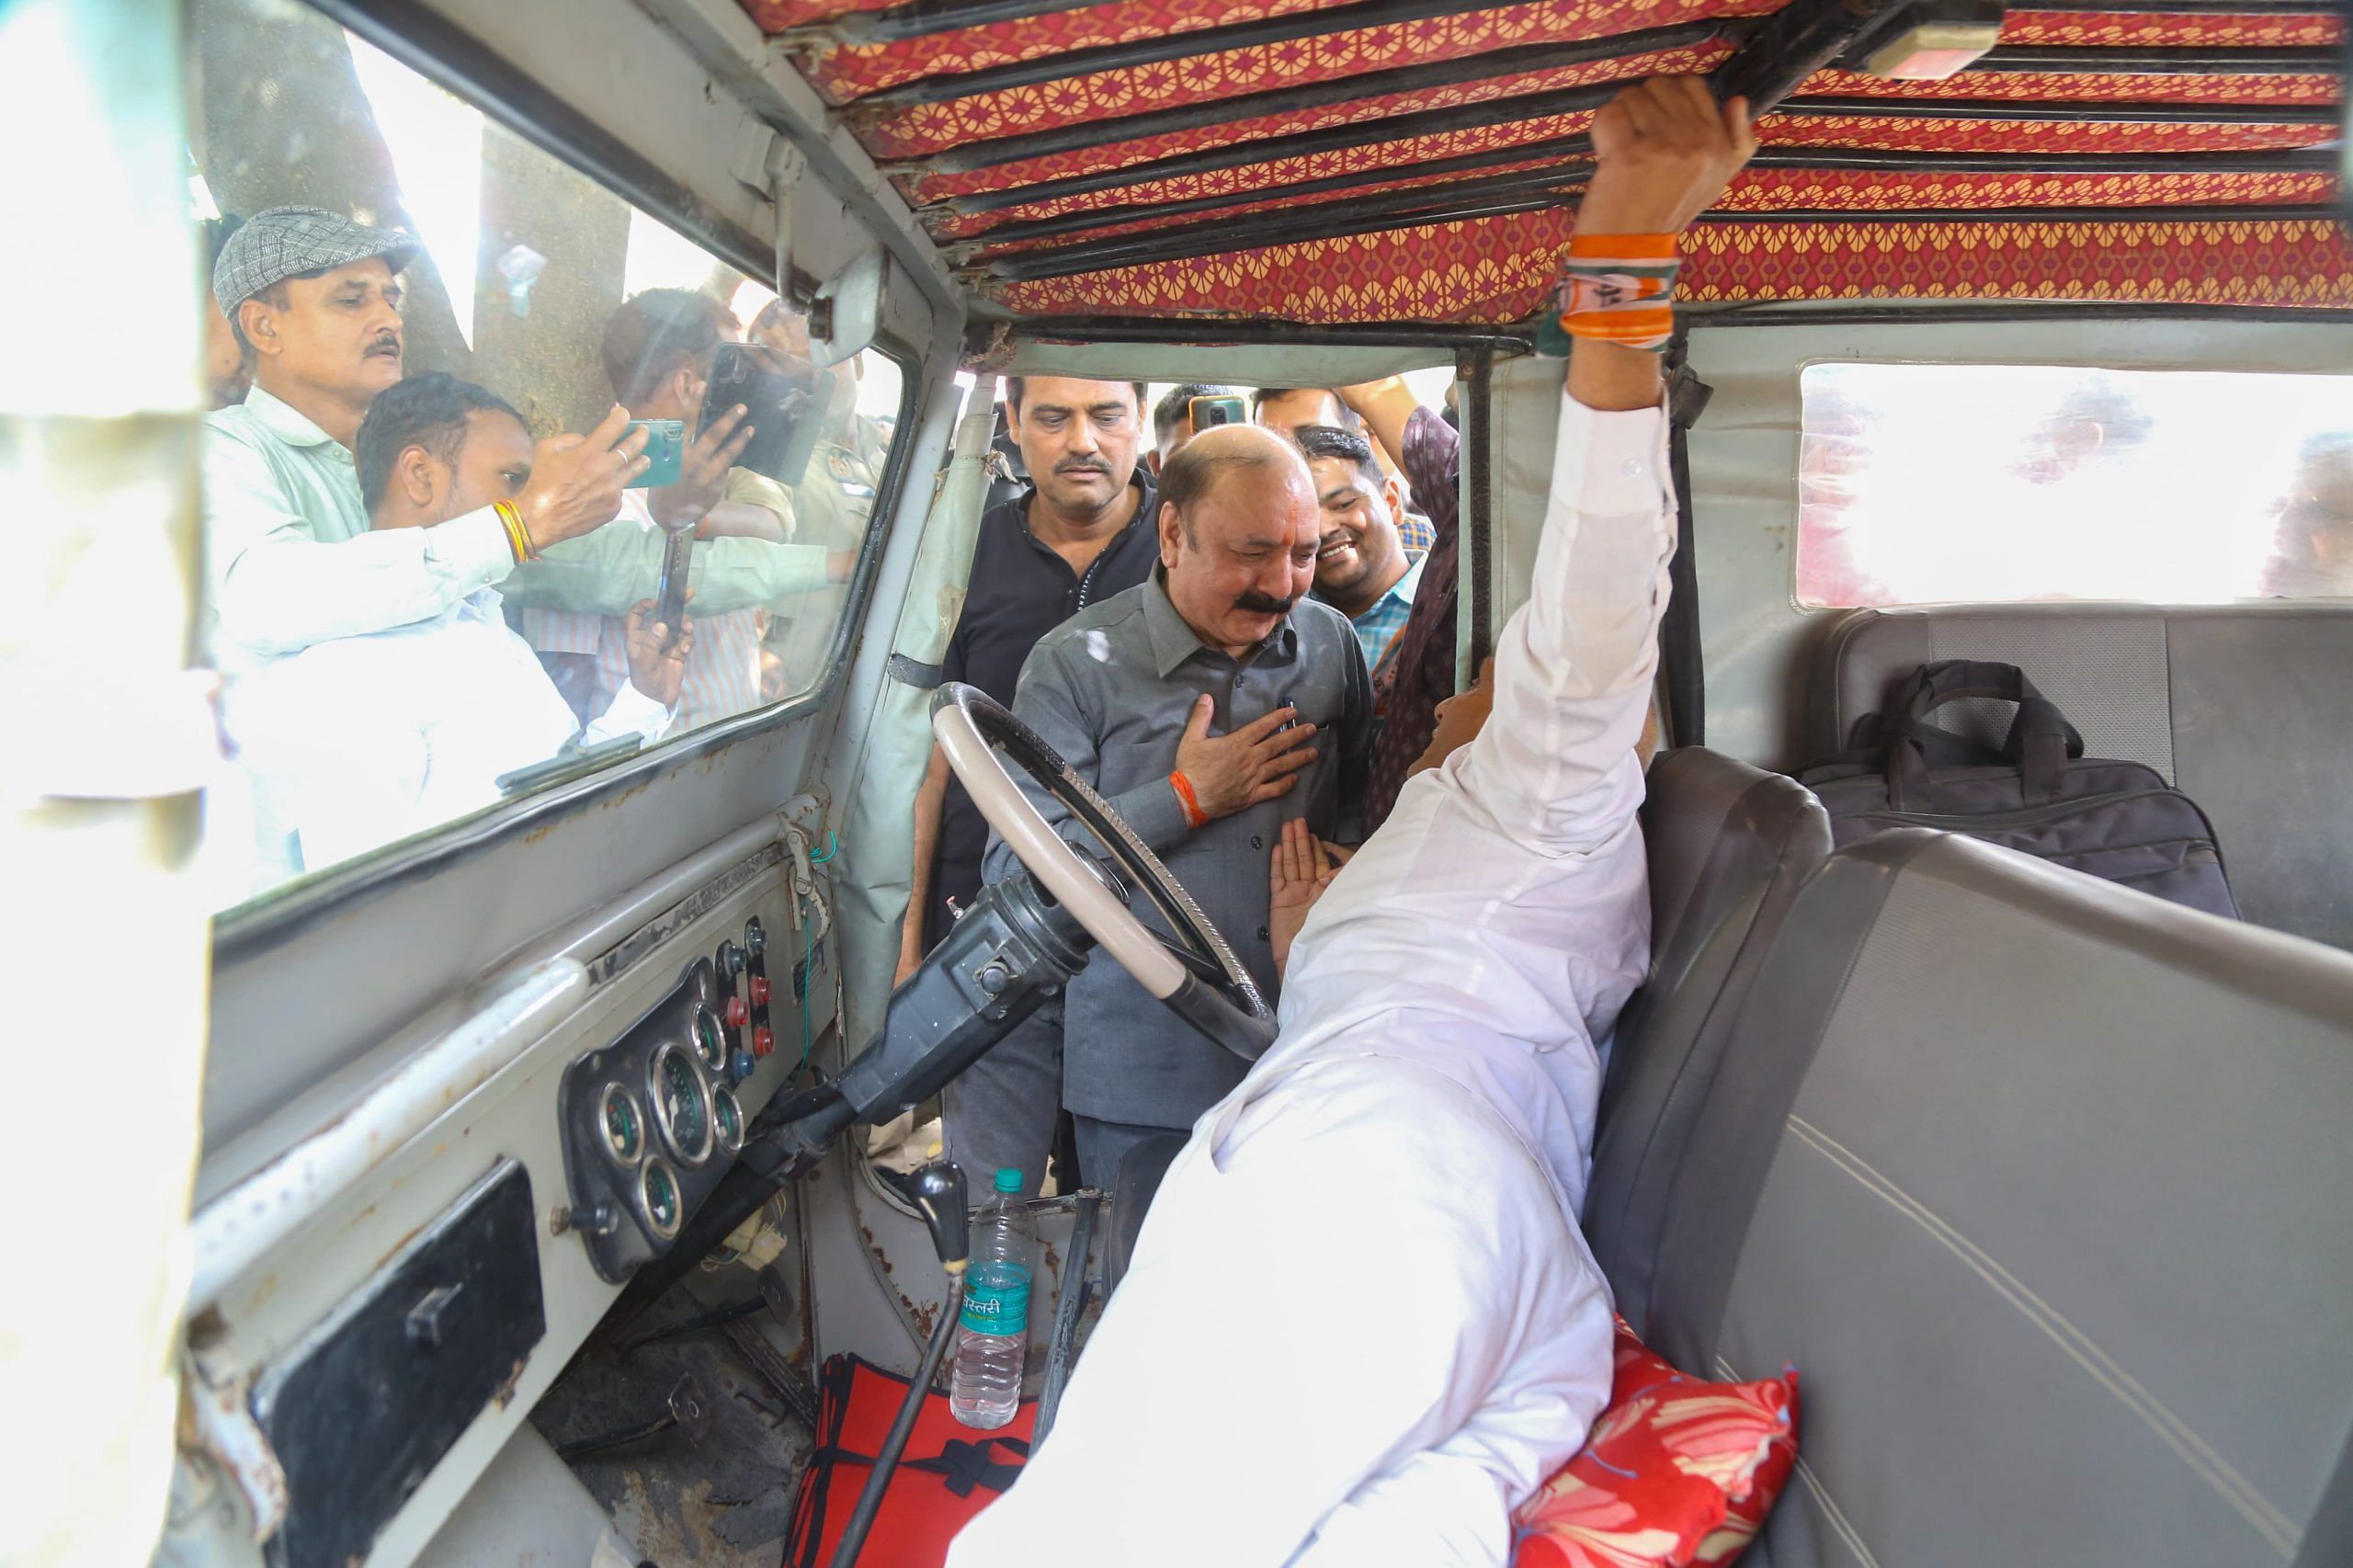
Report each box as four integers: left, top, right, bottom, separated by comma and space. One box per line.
930, 683, 1278, 1061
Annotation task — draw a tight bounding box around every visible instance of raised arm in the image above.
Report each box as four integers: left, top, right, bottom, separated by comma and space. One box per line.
1442, 78, 1752, 857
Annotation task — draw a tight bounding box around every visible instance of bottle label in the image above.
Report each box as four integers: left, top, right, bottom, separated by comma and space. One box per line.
960, 1261, 1030, 1337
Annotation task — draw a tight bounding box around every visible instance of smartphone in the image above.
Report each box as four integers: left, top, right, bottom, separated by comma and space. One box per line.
1190, 393, 1247, 432
701, 343, 825, 488
624, 418, 686, 488
652, 524, 692, 652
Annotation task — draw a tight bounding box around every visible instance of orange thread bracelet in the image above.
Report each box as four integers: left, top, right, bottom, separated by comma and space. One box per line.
1169, 770, 1209, 829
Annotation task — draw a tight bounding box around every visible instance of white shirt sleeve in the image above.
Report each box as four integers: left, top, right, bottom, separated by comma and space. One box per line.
204, 430, 517, 662
1438, 391, 1674, 858
583, 679, 675, 748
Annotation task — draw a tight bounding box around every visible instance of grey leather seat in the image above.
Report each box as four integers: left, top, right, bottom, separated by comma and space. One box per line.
1638, 828, 2353, 1566
1811, 604, 2353, 949
1586, 746, 1833, 1335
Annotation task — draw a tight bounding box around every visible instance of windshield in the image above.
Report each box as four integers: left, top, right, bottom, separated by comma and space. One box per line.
191, 0, 903, 913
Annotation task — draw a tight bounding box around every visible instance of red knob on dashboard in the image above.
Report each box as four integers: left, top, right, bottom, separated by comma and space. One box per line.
749, 974, 772, 1006
722, 995, 749, 1028
752, 1025, 777, 1058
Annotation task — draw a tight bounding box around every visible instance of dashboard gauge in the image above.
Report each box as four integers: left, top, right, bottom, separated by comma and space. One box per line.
649, 1044, 713, 1165
712, 1085, 745, 1153
598, 1084, 644, 1165
639, 1159, 681, 1239
692, 1006, 727, 1071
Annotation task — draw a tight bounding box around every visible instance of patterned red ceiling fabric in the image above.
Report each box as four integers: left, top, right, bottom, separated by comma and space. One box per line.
1810, 68, 2339, 107
988, 210, 2353, 319
964, 164, 2338, 261
936, 110, 2335, 245
741, 0, 893, 28
858, 4, 1759, 159
737, 0, 2353, 316
1750, 114, 2334, 154
779, 3, 2342, 104
796, 0, 1346, 102
809, 0, 1756, 104
963, 154, 1574, 253
898, 43, 1727, 201
1707, 166, 2340, 210
1999, 10, 2345, 48
924, 112, 1606, 237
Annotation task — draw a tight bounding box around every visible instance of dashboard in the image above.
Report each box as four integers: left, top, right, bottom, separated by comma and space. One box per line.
173, 818, 840, 1568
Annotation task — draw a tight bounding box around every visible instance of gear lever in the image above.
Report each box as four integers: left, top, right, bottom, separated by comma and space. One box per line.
910, 1153, 970, 1272
828, 1153, 970, 1568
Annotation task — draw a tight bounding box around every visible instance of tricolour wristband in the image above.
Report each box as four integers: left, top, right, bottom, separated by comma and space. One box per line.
1169, 770, 1209, 829
1554, 232, 1680, 352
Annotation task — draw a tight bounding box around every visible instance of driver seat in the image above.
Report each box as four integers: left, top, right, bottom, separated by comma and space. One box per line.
1103, 1132, 1188, 1295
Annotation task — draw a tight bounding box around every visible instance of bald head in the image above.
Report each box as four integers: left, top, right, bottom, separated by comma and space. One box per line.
1158, 424, 1321, 659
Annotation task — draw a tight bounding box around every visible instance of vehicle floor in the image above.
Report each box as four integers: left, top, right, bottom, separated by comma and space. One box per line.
531, 1269, 817, 1564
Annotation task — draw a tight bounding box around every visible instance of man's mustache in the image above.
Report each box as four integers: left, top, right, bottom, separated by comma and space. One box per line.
1055, 459, 1110, 476
363, 330, 401, 356
1233, 590, 1297, 616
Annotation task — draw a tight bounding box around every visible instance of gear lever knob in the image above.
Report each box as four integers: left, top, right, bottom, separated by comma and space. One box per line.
910, 1157, 969, 1271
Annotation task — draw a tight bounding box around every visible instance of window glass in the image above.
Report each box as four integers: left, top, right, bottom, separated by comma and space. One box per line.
1796, 361, 2353, 609
191, 0, 902, 911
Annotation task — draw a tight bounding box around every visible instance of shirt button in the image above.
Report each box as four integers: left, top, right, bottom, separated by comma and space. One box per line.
1251, 835, 1263, 849
1620, 459, 1644, 478
1257, 926, 1270, 941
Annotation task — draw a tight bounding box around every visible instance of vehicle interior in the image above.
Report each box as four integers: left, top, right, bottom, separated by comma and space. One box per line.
13, 0, 2351, 1563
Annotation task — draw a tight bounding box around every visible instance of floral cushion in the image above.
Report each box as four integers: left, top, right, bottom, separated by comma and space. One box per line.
1511, 1317, 1799, 1568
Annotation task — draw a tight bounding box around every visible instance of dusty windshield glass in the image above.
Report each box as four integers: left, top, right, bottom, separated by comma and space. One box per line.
191, 0, 901, 912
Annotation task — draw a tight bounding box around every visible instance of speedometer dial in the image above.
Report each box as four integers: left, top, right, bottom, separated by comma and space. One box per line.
649, 1044, 712, 1165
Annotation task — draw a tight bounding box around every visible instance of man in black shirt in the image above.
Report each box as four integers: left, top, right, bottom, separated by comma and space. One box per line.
900, 376, 1159, 973
898, 376, 1160, 1187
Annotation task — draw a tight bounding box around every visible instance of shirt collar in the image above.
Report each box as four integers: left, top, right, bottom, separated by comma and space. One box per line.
242, 384, 341, 450
1385, 548, 1428, 607
1013, 470, 1155, 547
1143, 568, 1297, 678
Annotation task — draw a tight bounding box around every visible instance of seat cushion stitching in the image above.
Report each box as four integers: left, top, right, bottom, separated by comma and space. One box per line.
1785, 1114, 2295, 1556
1784, 1450, 1884, 1568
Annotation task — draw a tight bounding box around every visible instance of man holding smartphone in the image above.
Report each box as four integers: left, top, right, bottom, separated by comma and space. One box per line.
248, 373, 691, 870
518, 289, 844, 733
204, 207, 657, 676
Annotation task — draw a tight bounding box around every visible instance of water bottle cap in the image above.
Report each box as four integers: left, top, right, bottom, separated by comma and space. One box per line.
993, 1167, 1023, 1194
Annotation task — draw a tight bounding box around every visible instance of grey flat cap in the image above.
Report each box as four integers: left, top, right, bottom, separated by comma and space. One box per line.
211, 205, 419, 316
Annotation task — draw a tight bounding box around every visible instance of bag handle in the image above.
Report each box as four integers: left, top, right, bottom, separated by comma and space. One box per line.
1884, 661, 2084, 811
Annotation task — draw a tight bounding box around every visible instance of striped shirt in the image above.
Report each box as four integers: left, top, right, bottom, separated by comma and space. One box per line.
519, 492, 765, 735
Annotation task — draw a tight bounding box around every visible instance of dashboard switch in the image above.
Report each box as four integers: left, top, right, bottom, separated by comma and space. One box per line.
722, 994, 749, 1029
749, 974, 771, 1006
729, 1049, 756, 1084
752, 1025, 776, 1058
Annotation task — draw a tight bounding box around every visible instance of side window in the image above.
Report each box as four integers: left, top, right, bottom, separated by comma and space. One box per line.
192, 0, 902, 911
1796, 361, 2353, 609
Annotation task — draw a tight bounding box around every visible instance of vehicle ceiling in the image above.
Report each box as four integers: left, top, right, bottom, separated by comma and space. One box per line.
737, 0, 2349, 325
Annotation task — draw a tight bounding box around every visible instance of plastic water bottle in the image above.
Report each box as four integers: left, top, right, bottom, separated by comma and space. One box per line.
949, 1167, 1034, 1429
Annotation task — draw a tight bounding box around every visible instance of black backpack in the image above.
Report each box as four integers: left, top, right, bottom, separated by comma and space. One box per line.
1797, 660, 2241, 921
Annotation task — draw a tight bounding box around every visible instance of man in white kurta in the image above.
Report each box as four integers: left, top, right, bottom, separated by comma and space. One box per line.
948, 76, 1756, 1568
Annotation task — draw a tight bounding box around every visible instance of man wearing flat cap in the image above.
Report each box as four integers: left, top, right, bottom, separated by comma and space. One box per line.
203, 206, 837, 678
203, 205, 657, 676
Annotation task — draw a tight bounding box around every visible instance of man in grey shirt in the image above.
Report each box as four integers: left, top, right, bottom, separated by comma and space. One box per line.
964, 425, 1374, 1190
